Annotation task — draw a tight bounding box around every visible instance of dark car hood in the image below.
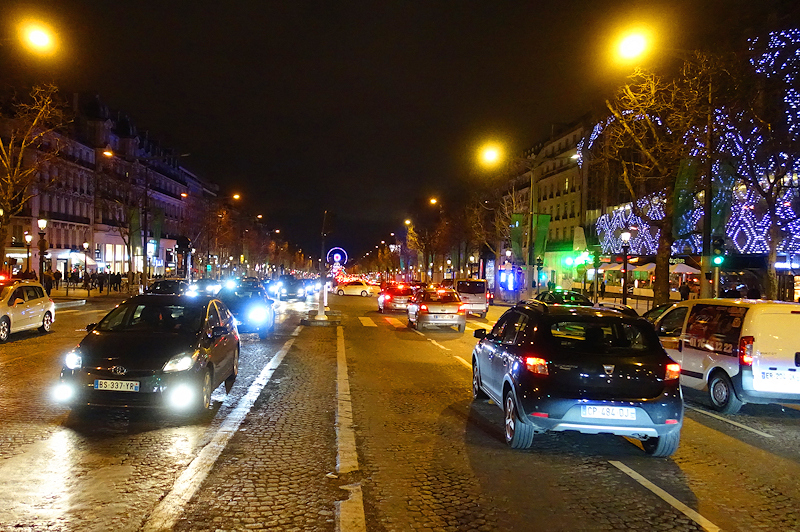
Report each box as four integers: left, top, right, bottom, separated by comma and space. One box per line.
78, 331, 199, 370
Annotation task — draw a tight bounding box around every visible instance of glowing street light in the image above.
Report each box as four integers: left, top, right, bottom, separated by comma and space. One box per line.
232, 194, 241, 200
429, 198, 438, 205
18, 21, 57, 55
618, 32, 648, 60
479, 144, 503, 167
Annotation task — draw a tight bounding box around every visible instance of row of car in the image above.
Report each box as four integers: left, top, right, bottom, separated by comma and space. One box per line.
471, 288, 800, 457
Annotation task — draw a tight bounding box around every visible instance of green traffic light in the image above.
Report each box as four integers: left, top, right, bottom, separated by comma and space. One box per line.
712, 255, 724, 266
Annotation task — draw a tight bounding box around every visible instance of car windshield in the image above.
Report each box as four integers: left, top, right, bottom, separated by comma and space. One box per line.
217, 287, 266, 306
421, 291, 460, 303
557, 292, 591, 305
151, 281, 182, 293
456, 281, 485, 294
547, 319, 655, 353
97, 303, 205, 333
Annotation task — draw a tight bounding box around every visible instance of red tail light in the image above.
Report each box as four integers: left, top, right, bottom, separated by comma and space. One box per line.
419, 304, 428, 312
665, 363, 681, 380
384, 294, 392, 301
458, 304, 467, 314
530, 412, 549, 418
739, 336, 754, 366
524, 356, 549, 375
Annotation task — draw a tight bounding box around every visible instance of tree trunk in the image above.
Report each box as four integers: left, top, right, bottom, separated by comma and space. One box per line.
653, 224, 674, 306
0, 224, 8, 275
765, 223, 780, 300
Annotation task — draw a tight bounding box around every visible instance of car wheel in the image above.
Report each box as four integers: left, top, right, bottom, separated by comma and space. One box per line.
359, 290, 367, 297
258, 328, 269, 340
708, 371, 743, 414
457, 323, 466, 333
504, 390, 534, 449
39, 312, 53, 333
478, 312, 487, 319
407, 318, 416, 329
472, 359, 487, 399
225, 348, 239, 393
0, 317, 9, 343
642, 430, 681, 457
337, 289, 344, 296
198, 368, 212, 410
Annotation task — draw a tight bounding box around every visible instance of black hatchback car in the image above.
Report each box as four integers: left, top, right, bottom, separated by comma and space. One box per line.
534, 289, 593, 306
471, 302, 682, 456
54, 295, 239, 415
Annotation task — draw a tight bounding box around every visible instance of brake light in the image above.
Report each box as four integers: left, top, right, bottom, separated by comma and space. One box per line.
739, 336, 754, 366
665, 363, 681, 380
458, 304, 467, 314
419, 304, 428, 312
524, 356, 549, 375
530, 412, 549, 418
665, 419, 679, 424
384, 294, 392, 301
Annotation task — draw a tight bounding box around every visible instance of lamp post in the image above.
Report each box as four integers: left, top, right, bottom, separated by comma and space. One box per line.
24, 233, 32, 274
535, 256, 544, 294
37, 219, 48, 282
620, 230, 631, 305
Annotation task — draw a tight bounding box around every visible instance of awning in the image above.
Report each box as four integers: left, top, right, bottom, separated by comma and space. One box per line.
635, 263, 656, 272
601, 263, 623, 271
670, 263, 700, 274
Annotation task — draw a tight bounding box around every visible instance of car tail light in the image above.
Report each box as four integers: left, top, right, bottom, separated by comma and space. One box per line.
665, 419, 679, 424
530, 412, 549, 418
665, 363, 680, 380
739, 336, 754, 366
524, 356, 549, 375
384, 294, 392, 301
458, 304, 467, 314
419, 304, 428, 313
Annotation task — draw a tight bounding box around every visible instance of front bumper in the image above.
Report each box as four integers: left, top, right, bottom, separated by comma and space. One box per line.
57, 366, 205, 409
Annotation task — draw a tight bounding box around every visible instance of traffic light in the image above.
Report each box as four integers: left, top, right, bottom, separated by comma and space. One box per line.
711, 237, 725, 266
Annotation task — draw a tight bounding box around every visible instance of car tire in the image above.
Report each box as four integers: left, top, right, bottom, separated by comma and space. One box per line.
258, 328, 269, 340
708, 371, 743, 414
642, 430, 681, 457
0, 317, 9, 343
361, 290, 368, 297
478, 312, 486, 319
457, 323, 466, 333
472, 359, 487, 399
39, 312, 53, 333
198, 368, 212, 411
504, 390, 534, 449
407, 318, 416, 329
225, 348, 239, 393
337, 289, 344, 296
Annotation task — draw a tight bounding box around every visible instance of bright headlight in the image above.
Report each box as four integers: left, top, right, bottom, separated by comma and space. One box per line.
186, 289, 199, 297
225, 280, 236, 289
248, 306, 268, 322
298, 288, 305, 296
65, 351, 82, 370
163, 350, 200, 373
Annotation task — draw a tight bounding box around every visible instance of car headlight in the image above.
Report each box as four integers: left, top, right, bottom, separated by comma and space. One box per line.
186, 289, 199, 297
248, 306, 268, 322
298, 288, 305, 296
225, 280, 237, 289
163, 350, 200, 373
65, 351, 82, 370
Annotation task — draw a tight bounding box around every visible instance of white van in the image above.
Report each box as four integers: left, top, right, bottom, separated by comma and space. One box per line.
654, 298, 800, 414
452, 279, 489, 318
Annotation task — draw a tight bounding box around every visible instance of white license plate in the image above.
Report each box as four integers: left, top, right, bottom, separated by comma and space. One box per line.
581, 405, 636, 420
758, 370, 800, 383
94, 379, 140, 392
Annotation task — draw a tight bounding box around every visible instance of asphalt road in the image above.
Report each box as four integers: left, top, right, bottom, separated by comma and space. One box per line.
1, 293, 799, 531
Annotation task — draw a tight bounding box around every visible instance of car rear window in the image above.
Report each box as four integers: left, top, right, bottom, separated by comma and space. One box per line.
547, 320, 655, 353
422, 291, 461, 303
456, 281, 486, 294
388, 287, 413, 296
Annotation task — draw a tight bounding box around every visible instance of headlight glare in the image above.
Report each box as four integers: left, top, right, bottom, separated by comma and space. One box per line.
163, 350, 200, 373
65, 351, 82, 370
248, 306, 268, 322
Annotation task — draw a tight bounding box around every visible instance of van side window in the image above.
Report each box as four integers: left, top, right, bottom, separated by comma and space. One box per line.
658, 307, 688, 337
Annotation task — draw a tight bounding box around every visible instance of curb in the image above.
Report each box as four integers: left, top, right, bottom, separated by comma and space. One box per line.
54, 300, 86, 309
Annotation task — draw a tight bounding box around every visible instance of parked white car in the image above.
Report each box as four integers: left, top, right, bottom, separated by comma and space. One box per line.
0, 279, 56, 342
335, 280, 377, 297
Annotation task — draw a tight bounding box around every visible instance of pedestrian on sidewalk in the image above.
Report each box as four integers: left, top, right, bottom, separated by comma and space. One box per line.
43, 269, 53, 296
600, 280, 606, 298
679, 282, 690, 301
53, 269, 61, 289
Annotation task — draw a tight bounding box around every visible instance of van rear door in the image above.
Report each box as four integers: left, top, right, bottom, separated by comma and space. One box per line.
749, 309, 800, 394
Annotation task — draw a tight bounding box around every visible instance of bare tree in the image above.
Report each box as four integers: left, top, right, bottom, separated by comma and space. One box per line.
0, 84, 65, 271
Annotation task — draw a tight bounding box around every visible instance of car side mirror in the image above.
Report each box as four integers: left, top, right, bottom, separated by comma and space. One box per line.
474, 328, 487, 339
12, 298, 24, 307
86, 323, 97, 331
211, 325, 228, 338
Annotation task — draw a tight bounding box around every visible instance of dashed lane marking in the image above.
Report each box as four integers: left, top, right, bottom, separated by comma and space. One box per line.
142, 326, 302, 531
453, 356, 472, 369
384, 317, 405, 329
686, 405, 774, 438
609, 461, 720, 532
358, 317, 377, 327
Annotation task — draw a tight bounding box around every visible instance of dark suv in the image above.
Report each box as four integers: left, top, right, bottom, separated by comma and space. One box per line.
471, 301, 683, 457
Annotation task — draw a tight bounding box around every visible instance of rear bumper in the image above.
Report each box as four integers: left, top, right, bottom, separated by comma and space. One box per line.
734, 368, 800, 405
417, 314, 467, 328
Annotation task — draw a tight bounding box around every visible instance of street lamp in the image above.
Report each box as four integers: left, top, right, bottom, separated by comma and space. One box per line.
83, 241, 90, 295
535, 256, 544, 294
620, 230, 632, 305
24, 233, 32, 273
37, 219, 48, 281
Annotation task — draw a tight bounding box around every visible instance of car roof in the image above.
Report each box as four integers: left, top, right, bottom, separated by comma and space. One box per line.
517, 300, 643, 319
126, 294, 215, 306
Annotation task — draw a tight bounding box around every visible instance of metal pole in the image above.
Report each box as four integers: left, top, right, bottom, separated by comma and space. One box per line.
700, 77, 714, 298
622, 244, 629, 306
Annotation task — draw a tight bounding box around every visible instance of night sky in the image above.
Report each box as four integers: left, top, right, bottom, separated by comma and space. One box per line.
3, 1, 783, 260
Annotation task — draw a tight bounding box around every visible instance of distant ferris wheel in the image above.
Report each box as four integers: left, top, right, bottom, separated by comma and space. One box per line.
326, 247, 348, 265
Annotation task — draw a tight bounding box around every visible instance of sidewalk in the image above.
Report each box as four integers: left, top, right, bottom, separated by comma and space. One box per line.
48, 284, 133, 308
492, 291, 663, 315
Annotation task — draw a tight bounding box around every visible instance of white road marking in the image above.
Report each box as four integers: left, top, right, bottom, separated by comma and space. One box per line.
384, 317, 405, 328
336, 327, 366, 532
609, 461, 720, 532
429, 340, 450, 351
358, 317, 377, 327
142, 329, 300, 531
686, 405, 774, 438
412, 329, 425, 337
453, 356, 472, 369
